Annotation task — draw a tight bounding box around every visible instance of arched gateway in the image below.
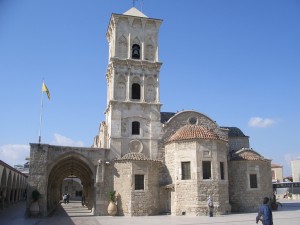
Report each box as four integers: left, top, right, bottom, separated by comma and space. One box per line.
27, 144, 111, 216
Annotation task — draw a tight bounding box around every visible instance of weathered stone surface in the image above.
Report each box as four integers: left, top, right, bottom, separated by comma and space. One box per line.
228, 160, 272, 212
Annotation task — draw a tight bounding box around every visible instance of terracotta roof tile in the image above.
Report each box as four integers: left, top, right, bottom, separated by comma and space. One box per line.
115, 152, 160, 162
231, 148, 265, 161
166, 125, 223, 143
122, 152, 149, 160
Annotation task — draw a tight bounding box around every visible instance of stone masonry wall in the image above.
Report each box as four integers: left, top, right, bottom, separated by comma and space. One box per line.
114, 162, 132, 215
164, 143, 176, 184
165, 140, 230, 216
228, 160, 272, 212
174, 180, 198, 216
114, 160, 161, 216
228, 137, 250, 152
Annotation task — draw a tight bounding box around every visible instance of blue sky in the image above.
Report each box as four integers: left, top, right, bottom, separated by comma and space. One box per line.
0, 0, 299, 176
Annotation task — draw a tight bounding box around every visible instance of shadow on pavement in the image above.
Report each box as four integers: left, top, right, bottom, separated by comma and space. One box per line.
50, 200, 94, 218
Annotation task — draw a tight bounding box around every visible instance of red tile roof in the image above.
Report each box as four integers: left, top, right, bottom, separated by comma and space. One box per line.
166, 125, 224, 143
115, 152, 160, 162
231, 148, 266, 161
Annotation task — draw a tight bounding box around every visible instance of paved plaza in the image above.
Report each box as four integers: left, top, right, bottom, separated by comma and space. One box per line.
0, 199, 299, 225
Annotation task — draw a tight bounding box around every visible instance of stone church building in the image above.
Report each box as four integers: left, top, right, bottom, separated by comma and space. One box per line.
28, 7, 272, 216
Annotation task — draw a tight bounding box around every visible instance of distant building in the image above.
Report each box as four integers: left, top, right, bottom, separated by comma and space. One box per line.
61, 178, 83, 198
14, 162, 29, 176
0, 160, 27, 209
271, 164, 283, 182
291, 158, 300, 182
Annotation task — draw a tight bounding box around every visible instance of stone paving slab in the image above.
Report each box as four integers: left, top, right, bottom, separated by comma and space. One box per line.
0, 199, 299, 225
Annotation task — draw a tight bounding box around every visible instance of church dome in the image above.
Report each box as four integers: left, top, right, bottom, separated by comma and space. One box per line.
221, 127, 248, 137
166, 125, 221, 143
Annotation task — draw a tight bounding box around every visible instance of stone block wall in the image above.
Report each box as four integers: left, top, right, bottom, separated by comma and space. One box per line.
114, 162, 132, 215
173, 180, 198, 215
164, 139, 230, 216
215, 182, 231, 214
164, 143, 175, 184
194, 181, 231, 216
228, 137, 249, 152
114, 160, 161, 216
228, 160, 272, 212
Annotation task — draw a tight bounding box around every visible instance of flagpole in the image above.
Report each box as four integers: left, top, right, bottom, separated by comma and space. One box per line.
38, 81, 44, 144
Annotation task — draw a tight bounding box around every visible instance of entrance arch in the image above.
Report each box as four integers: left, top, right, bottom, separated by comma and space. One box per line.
28, 144, 111, 216
47, 152, 94, 213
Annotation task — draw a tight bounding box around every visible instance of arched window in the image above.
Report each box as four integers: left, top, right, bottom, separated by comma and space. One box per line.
132, 121, 140, 135
131, 83, 140, 100
132, 44, 140, 59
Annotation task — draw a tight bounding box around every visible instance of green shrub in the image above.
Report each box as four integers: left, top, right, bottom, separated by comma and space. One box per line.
108, 191, 116, 202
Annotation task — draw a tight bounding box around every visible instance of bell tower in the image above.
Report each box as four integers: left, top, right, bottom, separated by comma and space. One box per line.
104, 7, 163, 160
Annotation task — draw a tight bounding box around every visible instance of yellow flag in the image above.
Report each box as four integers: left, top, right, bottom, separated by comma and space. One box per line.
42, 82, 51, 100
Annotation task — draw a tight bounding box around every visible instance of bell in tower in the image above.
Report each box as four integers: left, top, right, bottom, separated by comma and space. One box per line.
103, 6, 163, 160
132, 44, 140, 59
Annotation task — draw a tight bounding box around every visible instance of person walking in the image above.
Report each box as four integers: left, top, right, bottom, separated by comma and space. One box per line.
81, 195, 85, 206
63, 193, 67, 204
256, 197, 273, 225
207, 195, 214, 217
66, 193, 70, 204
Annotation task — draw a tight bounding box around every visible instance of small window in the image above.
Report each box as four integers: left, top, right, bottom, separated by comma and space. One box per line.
135, 175, 144, 190
203, 161, 211, 179
132, 44, 140, 59
250, 174, 258, 188
189, 117, 197, 125
132, 121, 140, 135
131, 83, 141, 100
203, 151, 211, 157
220, 162, 225, 180
181, 162, 191, 180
